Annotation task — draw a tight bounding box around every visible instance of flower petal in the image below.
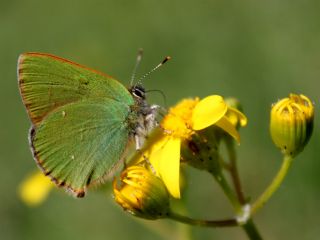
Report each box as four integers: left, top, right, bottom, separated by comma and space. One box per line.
227, 107, 248, 127
149, 137, 181, 198
192, 95, 228, 130
216, 116, 241, 143
148, 136, 168, 175
129, 128, 164, 166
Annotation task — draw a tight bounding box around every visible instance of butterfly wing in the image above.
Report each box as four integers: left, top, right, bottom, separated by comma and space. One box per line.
30, 99, 130, 197
18, 52, 134, 126
18, 53, 134, 197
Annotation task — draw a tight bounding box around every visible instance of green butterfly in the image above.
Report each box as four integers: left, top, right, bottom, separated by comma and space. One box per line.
18, 52, 161, 197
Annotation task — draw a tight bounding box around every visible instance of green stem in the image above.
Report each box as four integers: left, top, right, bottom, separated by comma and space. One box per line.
212, 171, 263, 239
214, 171, 242, 212
225, 138, 246, 204
167, 211, 238, 227
222, 137, 265, 239
242, 219, 263, 240
168, 206, 262, 239
251, 154, 293, 215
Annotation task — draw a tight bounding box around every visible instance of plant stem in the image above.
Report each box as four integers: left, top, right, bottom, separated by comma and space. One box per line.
251, 154, 293, 215
242, 219, 263, 240
213, 171, 242, 212
225, 138, 246, 204
167, 211, 238, 227
220, 138, 262, 240
213, 171, 263, 239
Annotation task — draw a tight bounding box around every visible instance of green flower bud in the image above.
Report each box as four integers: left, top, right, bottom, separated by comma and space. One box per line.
181, 98, 247, 174
270, 94, 314, 157
181, 129, 221, 173
113, 166, 170, 219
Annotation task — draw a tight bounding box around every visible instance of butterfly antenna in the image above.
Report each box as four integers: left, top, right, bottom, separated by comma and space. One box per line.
130, 48, 144, 86
136, 56, 171, 85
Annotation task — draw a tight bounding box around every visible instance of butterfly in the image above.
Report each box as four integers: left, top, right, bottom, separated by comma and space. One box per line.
18, 52, 166, 197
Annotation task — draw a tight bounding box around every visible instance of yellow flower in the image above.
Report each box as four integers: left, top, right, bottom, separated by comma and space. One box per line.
113, 166, 170, 219
18, 171, 54, 206
133, 95, 244, 198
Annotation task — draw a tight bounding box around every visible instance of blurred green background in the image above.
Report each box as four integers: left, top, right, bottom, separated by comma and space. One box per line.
1, 0, 319, 239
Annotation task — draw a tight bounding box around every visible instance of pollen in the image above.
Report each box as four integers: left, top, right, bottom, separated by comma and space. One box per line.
161, 98, 199, 139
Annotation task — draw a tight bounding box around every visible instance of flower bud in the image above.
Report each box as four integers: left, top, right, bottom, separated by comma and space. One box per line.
113, 166, 170, 219
181, 129, 221, 174
181, 98, 247, 174
270, 94, 314, 157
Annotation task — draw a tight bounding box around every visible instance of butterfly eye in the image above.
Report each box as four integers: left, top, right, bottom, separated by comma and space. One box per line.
131, 85, 146, 99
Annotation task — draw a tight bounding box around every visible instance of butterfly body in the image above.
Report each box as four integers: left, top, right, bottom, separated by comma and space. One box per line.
18, 53, 157, 197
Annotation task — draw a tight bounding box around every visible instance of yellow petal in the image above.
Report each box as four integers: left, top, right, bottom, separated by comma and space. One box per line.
149, 137, 181, 198
148, 136, 169, 175
216, 116, 241, 143
227, 107, 248, 127
18, 171, 54, 206
192, 95, 228, 130
129, 128, 163, 166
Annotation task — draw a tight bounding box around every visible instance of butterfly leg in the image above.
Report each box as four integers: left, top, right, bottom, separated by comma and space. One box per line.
143, 154, 157, 175
135, 134, 142, 150
144, 104, 159, 133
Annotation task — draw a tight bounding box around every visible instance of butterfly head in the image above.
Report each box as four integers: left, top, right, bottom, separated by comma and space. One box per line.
129, 84, 146, 100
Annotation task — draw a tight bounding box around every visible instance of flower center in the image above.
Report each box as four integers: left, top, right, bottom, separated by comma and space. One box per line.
161, 98, 199, 139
